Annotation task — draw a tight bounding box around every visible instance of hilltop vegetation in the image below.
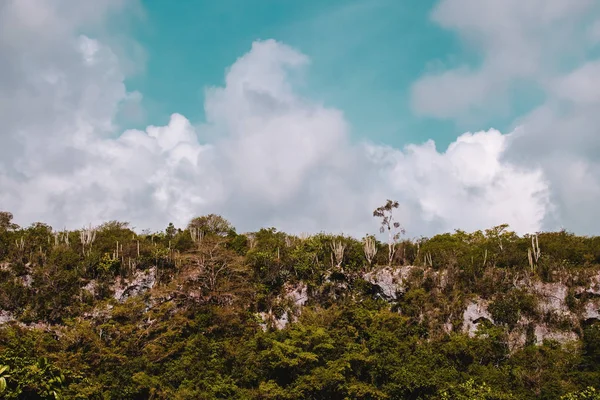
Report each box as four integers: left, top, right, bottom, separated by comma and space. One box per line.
1, 204, 600, 399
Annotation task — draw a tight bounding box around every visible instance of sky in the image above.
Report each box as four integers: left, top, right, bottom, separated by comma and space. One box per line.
1, 0, 600, 238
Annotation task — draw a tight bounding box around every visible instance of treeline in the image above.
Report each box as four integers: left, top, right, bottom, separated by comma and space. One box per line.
0, 207, 600, 399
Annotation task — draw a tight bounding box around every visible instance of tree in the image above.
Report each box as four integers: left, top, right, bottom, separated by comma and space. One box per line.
439, 379, 515, 399
0, 212, 18, 260
561, 387, 600, 400
165, 222, 176, 240
373, 200, 405, 266
0, 211, 18, 231
188, 214, 233, 239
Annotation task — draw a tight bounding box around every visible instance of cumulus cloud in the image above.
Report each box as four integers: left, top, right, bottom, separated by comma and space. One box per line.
0, 0, 550, 237
366, 130, 549, 235
410, 0, 600, 235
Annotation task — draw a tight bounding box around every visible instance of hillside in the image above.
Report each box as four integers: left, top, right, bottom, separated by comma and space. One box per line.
1, 209, 600, 399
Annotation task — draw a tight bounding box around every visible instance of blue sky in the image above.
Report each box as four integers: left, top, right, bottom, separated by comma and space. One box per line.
125, 0, 495, 149
2, 0, 600, 236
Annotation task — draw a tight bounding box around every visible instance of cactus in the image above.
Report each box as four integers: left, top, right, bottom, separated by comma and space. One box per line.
331, 239, 346, 268
80, 224, 97, 256
190, 227, 204, 243
15, 237, 25, 252
53, 230, 70, 247
298, 232, 310, 241
425, 251, 433, 267
528, 233, 541, 271
246, 233, 257, 249
363, 235, 377, 266
285, 236, 293, 248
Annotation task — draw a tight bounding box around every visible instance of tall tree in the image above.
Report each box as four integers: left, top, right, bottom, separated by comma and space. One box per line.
373, 200, 405, 266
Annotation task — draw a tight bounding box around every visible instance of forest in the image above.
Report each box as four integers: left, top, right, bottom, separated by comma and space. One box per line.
1, 201, 600, 399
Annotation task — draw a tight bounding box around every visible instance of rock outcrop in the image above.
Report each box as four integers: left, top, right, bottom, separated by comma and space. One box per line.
360, 265, 600, 347
113, 267, 157, 302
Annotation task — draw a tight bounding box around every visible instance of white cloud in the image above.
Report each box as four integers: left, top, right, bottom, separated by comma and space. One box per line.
411, 67, 493, 120
551, 61, 600, 105
409, 0, 600, 235
411, 0, 599, 120
366, 130, 549, 234
0, 1, 550, 237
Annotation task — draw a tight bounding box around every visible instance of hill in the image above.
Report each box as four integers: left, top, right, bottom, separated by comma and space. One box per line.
1, 209, 600, 399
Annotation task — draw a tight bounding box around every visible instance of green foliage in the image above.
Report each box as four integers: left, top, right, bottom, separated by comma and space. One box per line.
226, 231, 248, 255
0, 364, 9, 394
438, 379, 515, 399
561, 387, 600, 400
582, 322, 600, 368
188, 214, 234, 237
165, 222, 177, 240
98, 253, 120, 275
0, 354, 79, 399
488, 289, 538, 329
173, 229, 194, 252
0, 212, 600, 398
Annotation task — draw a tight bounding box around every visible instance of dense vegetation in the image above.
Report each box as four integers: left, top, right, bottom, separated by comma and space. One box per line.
1, 204, 600, 399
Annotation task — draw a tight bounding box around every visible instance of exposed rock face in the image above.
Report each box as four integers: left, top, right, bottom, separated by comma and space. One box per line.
258, 311, 289, 331
257, 282, 308, 330
533, 282, 570, 315
462, 299, 493, 337
584, 271, 600, 296
584, 301, 600, 320
83, 280, 97, 297
6, 258, 600, 351
0, 310, 14, 325
286, 283, 308, 307
534, 325, 578, 344
362, 265, 600, 348
363, 266, 416, 299
113, 267, 157, 302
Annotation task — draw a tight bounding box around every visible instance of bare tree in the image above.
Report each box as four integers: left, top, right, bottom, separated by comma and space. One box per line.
192, 241, 235, 300
198, 253, 228, 293
373, 200, 405, 266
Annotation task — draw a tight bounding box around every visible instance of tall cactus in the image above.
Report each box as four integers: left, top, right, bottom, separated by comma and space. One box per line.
363, 235, 377, 266
190, 227, 204, 243
331, 239, 346, 268
80, 224, 96, 256
528, 233, 541, 271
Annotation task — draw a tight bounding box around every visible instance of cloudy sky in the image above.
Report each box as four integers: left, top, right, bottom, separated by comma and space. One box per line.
1, 0, 599, 238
